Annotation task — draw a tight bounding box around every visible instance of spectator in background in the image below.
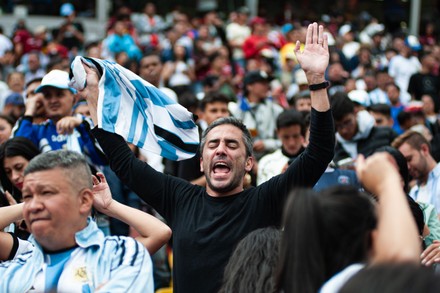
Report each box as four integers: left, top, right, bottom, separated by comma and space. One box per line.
1, 71, 25, 113
368, 70, 391, 105
2, 93, 24, 122
392, 130, 440, 214
421, 94, 440, 126
54, 3, 85, 54
84, 41, 103, 59
226, 6, 251, 70
0, 26, 13, 61
161, 44, 195, 96
0, 137, 40, 204
243, 17, 278, 61
106, 5, 138, 41
12, 69, 106, 168
23, 78, 46, 124
102, 20, 142, 62
290, 90, 312, 112
385, 82, 405, 134
230, 70, 284, 161
133, 2, 167, 51
257, 109, 305, 185
368, 103, 394, 128
331, 92, 397, 165
0, 114, 14, 145
408, 53, 440, 102
338, 23, 360, 61
20, 51, 46, 84
388, 35, 422, 105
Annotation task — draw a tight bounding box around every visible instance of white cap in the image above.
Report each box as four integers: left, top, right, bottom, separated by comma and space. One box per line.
348, 89, 369, 106
36, 70, 77, 94
339, 24, 352, 36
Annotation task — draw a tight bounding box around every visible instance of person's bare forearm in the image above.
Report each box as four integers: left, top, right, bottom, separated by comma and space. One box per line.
101, 200, 171, 254
374, 182, 421, 263
0, 204, 23, 230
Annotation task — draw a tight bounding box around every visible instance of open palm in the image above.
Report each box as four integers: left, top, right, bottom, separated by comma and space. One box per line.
294, 23, 329, 79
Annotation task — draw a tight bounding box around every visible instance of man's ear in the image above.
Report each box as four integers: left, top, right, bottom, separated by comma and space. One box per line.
421, 143, 431, 156
245, 156, 254, 173
200, 157, 204, 172
78, 189, 94, 215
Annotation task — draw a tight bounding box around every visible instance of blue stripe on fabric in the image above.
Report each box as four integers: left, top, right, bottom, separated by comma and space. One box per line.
127, 101, 140, 143
131, 80, 175, 107
158, 140, 178, 160
132, 80, 196, 130
82, 284, 91, 293
168, 113, 197, 130
135, 86, 151, 148
101, 67, 122, 132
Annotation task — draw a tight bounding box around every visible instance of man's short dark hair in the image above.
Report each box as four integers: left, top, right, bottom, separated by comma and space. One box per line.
368, 103, 391, 117
276, 109, 306, 137
330, 92, 355, 121
201, 117, 253, 157
25, 77, 43, 89
200, 91, 230, 112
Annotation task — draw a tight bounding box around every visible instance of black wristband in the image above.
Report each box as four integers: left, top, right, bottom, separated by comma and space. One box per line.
308, 81, 330, 91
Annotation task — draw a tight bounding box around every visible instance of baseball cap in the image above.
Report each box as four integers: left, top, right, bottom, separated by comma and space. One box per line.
348, 89, 369, 106
5, 93, 24, 106
339, 24, 352, 36
60, 3, 75, 17
244, 70, 272, 86
35, 70, 77, 94
250, 16, 266, 27
405, 35, 422, 51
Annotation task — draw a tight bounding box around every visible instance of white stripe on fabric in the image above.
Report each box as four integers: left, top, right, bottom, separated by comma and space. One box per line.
69, 56, 199, 160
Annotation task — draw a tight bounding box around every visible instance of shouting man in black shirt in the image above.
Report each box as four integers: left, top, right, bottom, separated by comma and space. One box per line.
79, 22, 334, 293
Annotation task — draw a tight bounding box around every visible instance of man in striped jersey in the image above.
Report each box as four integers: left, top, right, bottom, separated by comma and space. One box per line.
0, 150, 154, 292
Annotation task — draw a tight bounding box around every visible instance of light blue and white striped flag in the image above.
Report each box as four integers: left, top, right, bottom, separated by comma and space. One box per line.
69, 56, 199, 161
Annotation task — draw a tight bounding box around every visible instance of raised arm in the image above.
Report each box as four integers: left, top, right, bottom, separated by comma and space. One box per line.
0, 203, 23, 230
356, 153, 420, 263
0, 203, 24, 260
92, 173, 171, 254
294, 22, 330, 112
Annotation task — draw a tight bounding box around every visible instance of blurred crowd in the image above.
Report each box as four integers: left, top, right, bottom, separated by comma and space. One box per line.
2, 2, 440, 292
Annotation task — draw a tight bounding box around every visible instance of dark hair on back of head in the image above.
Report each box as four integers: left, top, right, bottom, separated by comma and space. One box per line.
340, 263, 440, 293
219, 227, 280, 293
276, 186, 376, 293
374, 146, 409, 192
330, 92, 355, 121
368, 103, 391, 117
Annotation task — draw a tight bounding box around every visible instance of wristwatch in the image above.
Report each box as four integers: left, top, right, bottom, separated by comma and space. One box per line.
308, 81, 330, 91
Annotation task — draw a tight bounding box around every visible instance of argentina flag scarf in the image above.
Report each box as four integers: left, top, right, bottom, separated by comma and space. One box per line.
69, 56, 199, 160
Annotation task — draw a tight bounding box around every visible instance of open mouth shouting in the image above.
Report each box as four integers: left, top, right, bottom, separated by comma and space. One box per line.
212, 161, 231, 179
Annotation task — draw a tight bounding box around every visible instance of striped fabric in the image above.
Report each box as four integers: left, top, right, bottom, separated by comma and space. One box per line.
69, 56, 199, 160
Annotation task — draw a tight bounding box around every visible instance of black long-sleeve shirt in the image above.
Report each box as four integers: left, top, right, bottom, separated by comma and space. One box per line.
91, 108, 335, 293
